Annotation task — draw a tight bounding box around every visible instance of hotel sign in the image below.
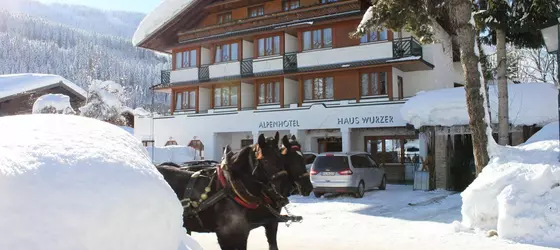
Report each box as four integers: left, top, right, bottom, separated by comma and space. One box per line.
258, 119, 301, 129
337, 116, 395, 125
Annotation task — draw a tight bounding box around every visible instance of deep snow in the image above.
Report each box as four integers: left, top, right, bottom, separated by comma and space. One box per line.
191, 185, 554, 250
401, 83, 558, 128
0, 115, 201, 250
147, 145, 201, 164
0, 73, 87, 100
32, 93, 75, 114
458, 121, 560, 247
132, 0, 195, 46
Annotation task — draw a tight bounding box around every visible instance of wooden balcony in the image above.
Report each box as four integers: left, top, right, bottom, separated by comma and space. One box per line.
178, 1, 361, 43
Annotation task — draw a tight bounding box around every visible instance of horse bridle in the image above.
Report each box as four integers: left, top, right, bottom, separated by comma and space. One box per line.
249, 144, 289, 205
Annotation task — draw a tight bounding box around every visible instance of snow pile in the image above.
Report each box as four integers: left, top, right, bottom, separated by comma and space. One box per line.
0, 73, 86, 100
147, 145, 201, 164
80, 80, 129, 124
458, 121, 560, 247
0, 114, 200, 250
132, 0, 196, 46
401, 83, 558, 128
32, 93, 76, 114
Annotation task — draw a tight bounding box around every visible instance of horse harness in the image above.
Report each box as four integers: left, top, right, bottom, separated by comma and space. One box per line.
179, 146, 293, 232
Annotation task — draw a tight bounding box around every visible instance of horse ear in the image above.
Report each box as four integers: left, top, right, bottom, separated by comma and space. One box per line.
274, 131, 280, 145
282, 135, 290, 148
258, 134, 266, 149
291, 134, 296, 141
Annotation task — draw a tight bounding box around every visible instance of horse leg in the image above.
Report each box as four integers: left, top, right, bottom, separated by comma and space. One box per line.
216, 229, 250, 250
264, 222, 280, 250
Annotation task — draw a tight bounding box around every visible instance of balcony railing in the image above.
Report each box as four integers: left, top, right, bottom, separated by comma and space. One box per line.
283, 53, 298, 73
241, 59, 254, 77
161, 70, 170, 85
198, 65, 210, 82
393, 38, 423, 58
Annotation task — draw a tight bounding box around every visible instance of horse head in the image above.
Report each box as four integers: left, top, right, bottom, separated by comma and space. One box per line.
281, 134, 313, 197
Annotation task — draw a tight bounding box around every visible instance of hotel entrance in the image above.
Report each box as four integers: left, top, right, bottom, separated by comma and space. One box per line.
364, 136, 419, 183
317, 137, 342, 153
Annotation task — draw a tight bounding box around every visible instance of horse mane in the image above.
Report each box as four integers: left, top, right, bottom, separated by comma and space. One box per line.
227, 145, 254, 176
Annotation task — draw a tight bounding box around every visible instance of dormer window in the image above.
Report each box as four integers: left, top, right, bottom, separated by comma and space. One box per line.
283, 0, 299, 11
218, 12, 232, 24
249, 6, 264, 17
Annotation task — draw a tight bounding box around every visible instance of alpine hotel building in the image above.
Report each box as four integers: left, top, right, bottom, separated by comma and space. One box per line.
133, 0, 464, 182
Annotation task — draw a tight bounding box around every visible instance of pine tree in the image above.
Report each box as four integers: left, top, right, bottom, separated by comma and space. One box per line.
356, 0, 492, 174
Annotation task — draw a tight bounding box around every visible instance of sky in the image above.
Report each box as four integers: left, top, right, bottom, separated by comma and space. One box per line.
37, 0, 161, 13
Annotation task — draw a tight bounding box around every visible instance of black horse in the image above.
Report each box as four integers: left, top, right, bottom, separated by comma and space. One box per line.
249, 135, 313, 250
156, 132, 292, 250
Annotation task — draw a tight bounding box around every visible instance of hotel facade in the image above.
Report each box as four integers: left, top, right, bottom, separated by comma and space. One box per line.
133, 0, 465, 182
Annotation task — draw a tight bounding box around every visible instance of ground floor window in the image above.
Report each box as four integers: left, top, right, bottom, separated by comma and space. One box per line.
142, 140, 154, 147
317, 137, 342, 153
175, 90, 196, 110
304, 77, 334, 100
364, 136, 417, 164
258, 81, 280, 104
241, 139, 253, 148
214, 85, 238, 107
360, 72, 387, 96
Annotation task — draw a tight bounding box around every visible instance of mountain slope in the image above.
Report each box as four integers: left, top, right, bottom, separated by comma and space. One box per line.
0, 1, 170, 109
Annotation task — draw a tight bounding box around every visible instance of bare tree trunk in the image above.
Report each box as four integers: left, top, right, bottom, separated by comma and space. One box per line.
496, 28, 509, 145
452, 0, 490, 174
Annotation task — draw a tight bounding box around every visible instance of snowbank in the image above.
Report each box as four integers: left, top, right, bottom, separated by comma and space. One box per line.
132, 0, 196, 46
0, 73, 86, 100
147, 145, 200, 164
32, 93, 75, 114
402, 83, 558, 128
458, 121, 560, 247
119, 125, 134, 135
0, 114, 200, 250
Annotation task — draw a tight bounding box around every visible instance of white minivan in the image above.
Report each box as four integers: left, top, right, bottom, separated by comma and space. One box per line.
310, 152, 386, 198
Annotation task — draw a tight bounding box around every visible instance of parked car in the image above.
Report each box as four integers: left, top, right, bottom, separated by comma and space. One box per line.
310, 152, 386, 198
303, 152, 318, 172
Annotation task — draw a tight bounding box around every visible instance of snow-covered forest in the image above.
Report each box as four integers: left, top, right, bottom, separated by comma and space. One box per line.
0, 0, 171, 110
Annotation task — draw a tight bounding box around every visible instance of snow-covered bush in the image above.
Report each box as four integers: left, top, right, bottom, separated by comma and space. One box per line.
79, 79, 130, 125
0, 114, 202, 250
457, 122, 560, 247
32, 93, 76, 114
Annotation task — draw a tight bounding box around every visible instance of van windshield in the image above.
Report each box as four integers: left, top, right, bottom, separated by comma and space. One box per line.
313, 156, 349, 171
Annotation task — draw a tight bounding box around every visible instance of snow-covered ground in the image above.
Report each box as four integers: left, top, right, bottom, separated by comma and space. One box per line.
191, 185, 555, 249
0, 114, 201, 250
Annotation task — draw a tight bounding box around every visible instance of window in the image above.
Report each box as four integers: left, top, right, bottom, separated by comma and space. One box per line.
218, 12, 232, 24
257, 36, 281, 57
304, 77, 334, 100
313, 156, 349, 171
175, 90, 197, 110
302, 28, 332, 50
360, 72, 387, 96
215, 42, 239, 63
360, 29, 389, 43
213, 85, 238, 107
350, 155, 371, 168
249, 6, 264, 17
283, 0, 299, 10
303, 154, 316, 165
241, 139, 253, 148
174, 49, 197, 69
142, 140, 154, 147
258, 81, 280, 104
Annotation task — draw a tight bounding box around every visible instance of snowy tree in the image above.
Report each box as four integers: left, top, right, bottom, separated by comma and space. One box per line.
356, 0, 492, 174
79, 80, 129, 125
32, 93, 76, 114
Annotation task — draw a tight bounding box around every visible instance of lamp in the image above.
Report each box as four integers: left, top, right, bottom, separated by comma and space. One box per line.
539, 17, 560, 162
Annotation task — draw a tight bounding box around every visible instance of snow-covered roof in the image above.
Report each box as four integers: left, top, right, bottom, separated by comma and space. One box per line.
0, 73, 87, 101
401, 83, 559, 128
132, 0, 196, 47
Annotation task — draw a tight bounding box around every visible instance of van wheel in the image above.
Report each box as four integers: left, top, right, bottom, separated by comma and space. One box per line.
354, 181, 365, 198
379, 175, 387, 190
314, 192, 324, 198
